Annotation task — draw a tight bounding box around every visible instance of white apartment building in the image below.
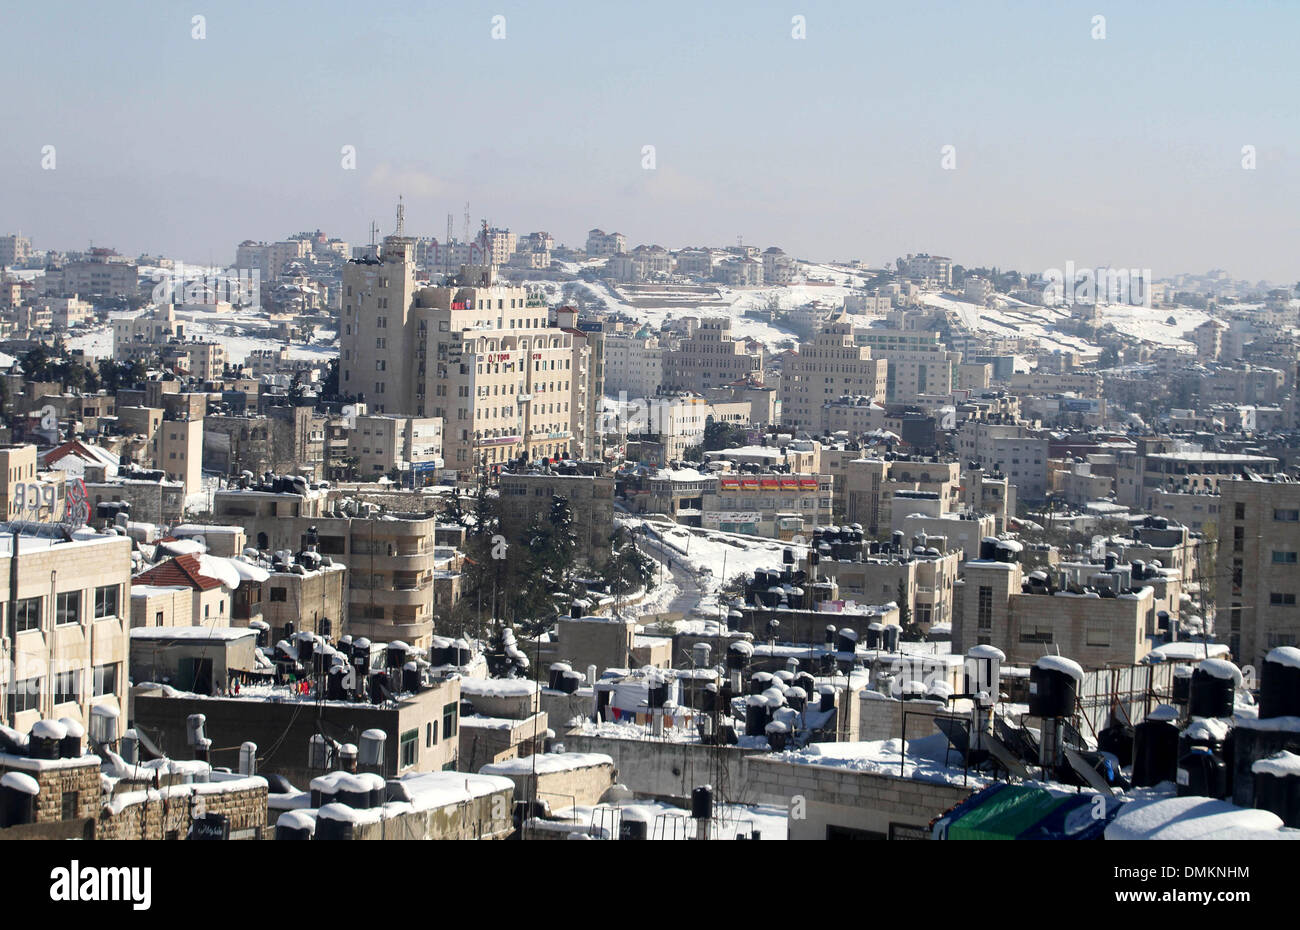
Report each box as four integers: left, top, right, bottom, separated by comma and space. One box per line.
585, 229, 627, 257
348, 414, 444, 478
339, 239, 589, 474
780, 323, 887, 433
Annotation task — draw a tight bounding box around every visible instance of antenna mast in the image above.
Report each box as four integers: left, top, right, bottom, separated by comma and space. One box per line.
395, 195, 405, 237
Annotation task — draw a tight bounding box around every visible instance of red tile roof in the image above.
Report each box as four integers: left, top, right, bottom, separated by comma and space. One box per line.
133, 553, 223, 592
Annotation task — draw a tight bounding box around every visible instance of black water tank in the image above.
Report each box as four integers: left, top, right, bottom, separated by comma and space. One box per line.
1097, 724, 1134, 767
327, 666, 348, 700
1188, 665, 1236, 718
313, 814, 354, 841
818, 652, 836, 675
1253, 754, 1300, 828
619, 816, 648, 841
1132, 718, 1181, 787
725, 643, 751, 671
560, 671, 583, 694
819, 687, 835, 713
297, 637, 314, 664
744, 697, 767, 737
882, 626, 900, 652
1177, 748, 1228, 799
275, 820, 313, 840
865, 626, 881, 649
836, 628, 858, 654
749, 672, 772, 696
647, 680, 668, 709
691, 786, 713, 820
1028, 663, 1078, 719
824, 624, 836, 645
0, 777, 37, 828
1172, 667, 1192, 705
1259, 648, 1300, 719
385, 643, 407, 669
701, 683, 718, 715
402, 664, 421, 694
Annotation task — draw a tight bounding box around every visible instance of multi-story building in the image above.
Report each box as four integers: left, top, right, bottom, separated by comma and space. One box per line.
497, 469, 615, 565
585, 229, 626, 257
762, 247, 796, 284
780, 324, 887, 432
954, 553, 1154, 668
203, 405, 326, 480
112, 304, 186, 360
955, 420, 1050, 501
339, 240, 584, 473
1216, 476, 1300, 667
42, 249, 138, 299
603, 328, 663, 401
899, 253, 952, 286
1113, 440, 1278, 511
849, 329, 958, 403
0, 527, 132, 732
715, 257, 763, 286
702, 472, 832, 539
658, 317, 763, 395
0, 234, 32, 268
347, 414, 444, 479
212, 485, 441, 648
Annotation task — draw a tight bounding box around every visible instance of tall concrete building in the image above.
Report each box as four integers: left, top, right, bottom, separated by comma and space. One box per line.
1217, 476, 1300, 667
780, 323, 887, 433
658, 317, 763, 395
339, 236, 590, 474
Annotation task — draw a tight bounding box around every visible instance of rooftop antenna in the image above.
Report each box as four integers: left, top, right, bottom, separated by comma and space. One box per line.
368, 221, 379, 249
395, 196, 405, 238
463, 202, 470, 243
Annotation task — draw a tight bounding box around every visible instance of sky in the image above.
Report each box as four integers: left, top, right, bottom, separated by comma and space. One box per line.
1, 0, 1297, 283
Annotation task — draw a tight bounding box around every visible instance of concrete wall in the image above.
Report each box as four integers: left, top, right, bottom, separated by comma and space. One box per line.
744, 756, 974, 840
561, 734, 775, 804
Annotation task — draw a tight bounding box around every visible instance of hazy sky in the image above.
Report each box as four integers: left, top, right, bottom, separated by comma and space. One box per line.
2, 0, 1297, 282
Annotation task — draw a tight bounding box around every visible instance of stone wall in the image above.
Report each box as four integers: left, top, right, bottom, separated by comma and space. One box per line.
0, 757, 102, 824
95, 782, 269, 840
342, 786, 514, 840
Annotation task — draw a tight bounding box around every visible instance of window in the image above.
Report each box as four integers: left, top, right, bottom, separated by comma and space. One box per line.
977, 586, 993, 630
94, 585, 119, 619
442, 703, 458, 739
1085, 624, 1111, 647
1274, 552, 1298, 564
400, 729, 418, 768
94, 663, 118, 697
1270, 593, 1296, 606
7, 676, 41, 716
54, 669, 80, 705
270, 587, 288, 602
1235, 502, 1246, 520
426, 721, 437, 747
62, 792, 78, 820
11, 596, 41, 634
55, 591, 80, 626
1274, 509, 1299, 522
